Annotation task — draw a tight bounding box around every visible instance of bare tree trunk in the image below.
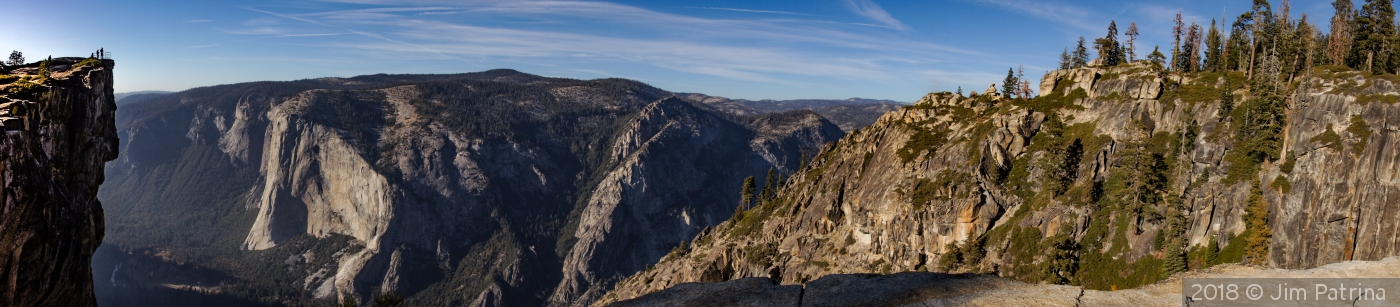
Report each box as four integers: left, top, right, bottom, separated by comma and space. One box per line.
1368, 51, 1374, 73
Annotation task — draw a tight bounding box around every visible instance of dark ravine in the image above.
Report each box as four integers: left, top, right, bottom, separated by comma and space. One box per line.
0, 57, 119, 307
95, 69, 845, 307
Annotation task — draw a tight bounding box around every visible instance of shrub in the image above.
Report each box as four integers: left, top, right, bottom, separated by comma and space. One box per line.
1309, 124, 1343, 152
72, 57, 103, 69
372, 291, 404, 307
0, 74, 18, 85
1272, 175, 1292, 194
897, 127, 949, 163
1279, 153, 1297, 174
1347, 115, 1372, 157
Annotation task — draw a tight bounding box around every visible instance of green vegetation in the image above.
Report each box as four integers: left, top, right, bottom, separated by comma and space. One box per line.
1280, 153, 1297, 174
372, 292, 405, 307
0, 74, 18, 85
72, 57, 103, 69
1310, 124, 1344, 151
896, 127, 949, 163
1356, 94, 1400, 104
740, 176, 756, 207
2, 76, 48, 100
1347, 115, 1372, 156
1243, 182, 1273, 265
743, 244, 777, 266
1272, 175, 1292, 193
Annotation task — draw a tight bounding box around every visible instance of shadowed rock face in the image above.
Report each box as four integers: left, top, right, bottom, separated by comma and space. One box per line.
598, 63, 1400, 305
98, 69, 843, 307
0, 58, 119, 307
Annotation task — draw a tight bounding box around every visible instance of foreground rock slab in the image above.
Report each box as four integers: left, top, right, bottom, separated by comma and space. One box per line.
608, 257, 1400, 307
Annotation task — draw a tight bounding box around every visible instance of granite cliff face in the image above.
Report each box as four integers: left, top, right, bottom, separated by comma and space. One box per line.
0, 57, 118, 307
97, 70, 842, 306
599, 62, 1400, 305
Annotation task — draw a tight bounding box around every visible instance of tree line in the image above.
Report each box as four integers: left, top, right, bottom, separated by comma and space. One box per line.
1056, 0, 1400, 79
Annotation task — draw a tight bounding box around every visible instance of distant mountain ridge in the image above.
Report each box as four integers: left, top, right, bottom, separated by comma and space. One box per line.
676, 93, 905, 132
94, 68, 845, 307
114, 91, 171, 105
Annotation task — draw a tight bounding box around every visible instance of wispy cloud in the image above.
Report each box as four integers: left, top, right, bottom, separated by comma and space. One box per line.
184, 19, 213, 23
274, 33, 354, 37
1133, 4, 1208, 25
687, 6, 816, 16
841, 0, 909, 31
185, 44, 219, 49
225, 1, 996, 90
974, 0, 1098, 32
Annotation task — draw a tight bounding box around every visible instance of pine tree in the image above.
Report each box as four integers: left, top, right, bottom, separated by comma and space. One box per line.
1295, 14, 1317, 78
1002, 68, 1018, 98
1095, 21, 1123, 66
1147, 46, 1167, 68
5, 51, 21, 67
761, 168, 777, 201
1017, 64, 1033, 98
1173, 12, 1185, 71
37, 57, 50, 80
1059, 48, 1073, 69
1228, 13, 1256, 71
1180, 22, 1204, 72
740, 176, 756, 208
1218, 80, 1235, 120
1243, 182, 1273, 265
1072, 37, 1090, 67
1354, 0, 1395, 73
1126, 22, 1140, 61
956, 86, 962, 96
1248, 0, 1275, 79
1330, 0, 1356, 66
1205, 19, 1225, 71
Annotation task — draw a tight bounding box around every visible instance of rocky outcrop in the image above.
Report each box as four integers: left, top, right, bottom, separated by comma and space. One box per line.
547, 100, 843, 306
598, 62, 1400, 304
0, 57, 118, 307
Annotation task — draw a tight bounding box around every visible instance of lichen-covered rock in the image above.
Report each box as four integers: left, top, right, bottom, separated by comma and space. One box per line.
0, 58, 118, 307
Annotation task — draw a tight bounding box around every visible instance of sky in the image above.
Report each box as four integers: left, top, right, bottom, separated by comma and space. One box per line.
7, 0, 1342, 101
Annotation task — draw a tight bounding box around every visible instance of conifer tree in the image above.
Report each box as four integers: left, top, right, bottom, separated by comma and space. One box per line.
1073, 37, 1090, 67
1096, 21, 1123, 66
1329, 0, 1356, 66
1205, 19, 1225, 71
1059, 48, 1073, 69
761, 168, 777, 201
1354, 0, 1395, 73
1243, 182, 1273, 266
740, 176, 756, 207
1126, 22, 1140, 61
1002, 68, 1018, 98
1173, 12, 1185, 71
1016, 64, 1033, 98
5, 51, 21, 67
1180, 22, 1203, 72
1147, 46, 1167, 69
1228, 13, 1256, 71
1218, 80, 1235, 120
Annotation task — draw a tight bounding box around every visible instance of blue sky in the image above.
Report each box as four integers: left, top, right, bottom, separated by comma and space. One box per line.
8, 0, 1340, 101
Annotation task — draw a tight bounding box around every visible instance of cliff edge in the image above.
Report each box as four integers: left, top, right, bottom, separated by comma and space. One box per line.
0, 56, 118, 307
